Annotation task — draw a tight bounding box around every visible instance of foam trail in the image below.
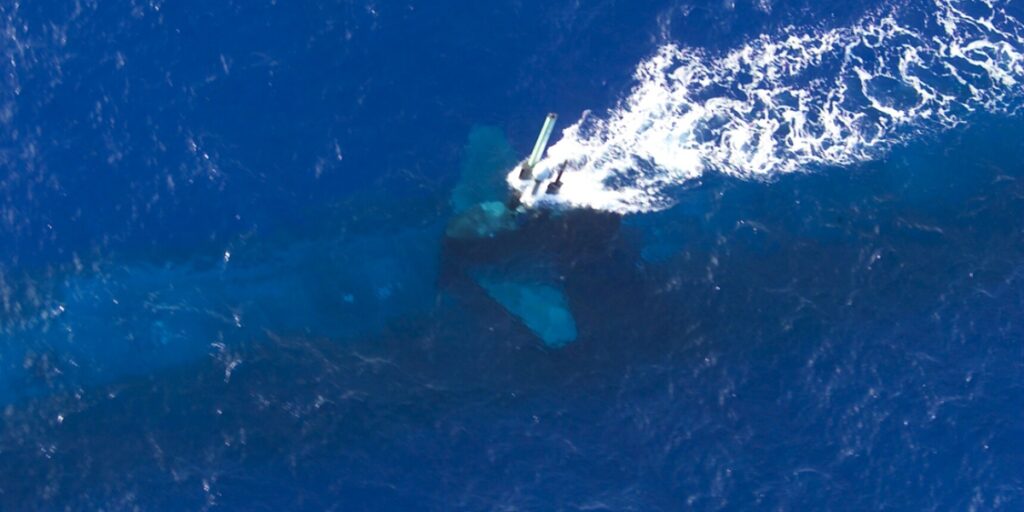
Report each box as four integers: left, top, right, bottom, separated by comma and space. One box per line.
511, 0, 1024, 213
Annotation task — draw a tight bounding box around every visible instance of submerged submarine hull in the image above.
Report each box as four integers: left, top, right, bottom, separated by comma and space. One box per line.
440, 208, 623, 282
439, 208, 624, 348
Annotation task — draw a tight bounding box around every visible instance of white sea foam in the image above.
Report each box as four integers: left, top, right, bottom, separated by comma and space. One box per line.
510, 0, 1024, 213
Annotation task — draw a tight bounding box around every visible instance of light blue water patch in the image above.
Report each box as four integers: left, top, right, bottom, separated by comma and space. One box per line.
473, 275, 577, 348
449, 125, 518, 214
0, 223, 444, 405
446, 126, 521, 239
445, 201, 518, 239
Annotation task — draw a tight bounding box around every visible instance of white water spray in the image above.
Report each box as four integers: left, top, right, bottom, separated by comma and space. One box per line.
510, 0, 1024, 213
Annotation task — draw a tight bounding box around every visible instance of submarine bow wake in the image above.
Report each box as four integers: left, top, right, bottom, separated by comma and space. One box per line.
508, 0, 1024, 214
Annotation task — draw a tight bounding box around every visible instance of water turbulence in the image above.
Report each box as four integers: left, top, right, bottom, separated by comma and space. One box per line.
511, 0, 1024, 213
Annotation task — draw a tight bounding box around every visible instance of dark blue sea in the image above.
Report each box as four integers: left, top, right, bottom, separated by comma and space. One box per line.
1, 0, 1022, 510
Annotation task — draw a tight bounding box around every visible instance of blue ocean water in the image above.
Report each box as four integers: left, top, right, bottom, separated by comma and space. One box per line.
1, 0, 1022, 510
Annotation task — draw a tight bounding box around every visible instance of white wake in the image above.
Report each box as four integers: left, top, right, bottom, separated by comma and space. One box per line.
510, 0, 1024, 213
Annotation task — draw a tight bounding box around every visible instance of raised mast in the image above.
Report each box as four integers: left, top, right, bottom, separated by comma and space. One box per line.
518, 113, 557, 180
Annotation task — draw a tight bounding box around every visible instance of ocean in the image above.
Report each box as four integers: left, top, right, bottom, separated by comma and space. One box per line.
0, 0, 1022, 510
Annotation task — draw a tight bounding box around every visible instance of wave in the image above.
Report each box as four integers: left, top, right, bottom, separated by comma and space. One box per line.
510, 0, 1024, 213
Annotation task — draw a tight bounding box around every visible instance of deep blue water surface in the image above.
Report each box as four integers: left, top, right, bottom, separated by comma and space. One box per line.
1, 1, 1022, 510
